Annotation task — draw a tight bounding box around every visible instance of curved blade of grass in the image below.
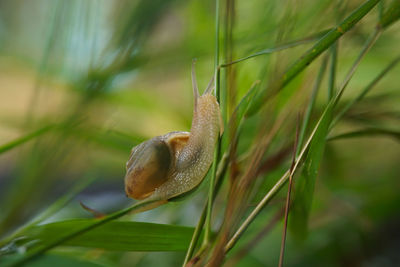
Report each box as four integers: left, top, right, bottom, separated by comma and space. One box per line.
289, 107, 333, 240
2, 253, 103, 267
24, 219, 195, 251
296, 57, 328, 156
290, 28, 380, 240
0, 125, 53, 154
226, 26, 381, 251
327, 127, 400, 141
246, 0, 381, 116
331, 55, 400, 127
327, 43, 338, 101
0, 176, 96, 248
72, 127, 145, 152
219, 28, 332, 68
379, 0, 400, 29
225, 94, 337, 252
8, 198, 162, 266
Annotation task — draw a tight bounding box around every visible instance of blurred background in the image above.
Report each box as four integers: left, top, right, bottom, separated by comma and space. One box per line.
0, 0, 399, 266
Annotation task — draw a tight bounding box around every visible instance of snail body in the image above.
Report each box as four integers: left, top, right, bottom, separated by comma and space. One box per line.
125, 62, 221, 202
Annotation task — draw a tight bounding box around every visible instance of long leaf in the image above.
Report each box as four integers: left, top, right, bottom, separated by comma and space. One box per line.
219, 28, 332, 68
290, 104, 333, 240
0, 177, 95, 248
0, 125, 53, 154
327, 128, 400, 141
7, 199, 160, 266
379, 0, 400, 29
246, 0, 381, 116
25, 219, 195, 252
331, 55, 400, 127
289, 28, 381, 240
1, 253, 102, 267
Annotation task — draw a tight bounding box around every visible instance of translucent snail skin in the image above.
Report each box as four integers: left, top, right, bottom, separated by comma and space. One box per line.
124, 61, 222, 204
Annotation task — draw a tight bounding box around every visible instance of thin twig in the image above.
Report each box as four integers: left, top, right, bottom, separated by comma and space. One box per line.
278, 115, 300, 267
226, 208, 285, 267
203, 0, 221, 249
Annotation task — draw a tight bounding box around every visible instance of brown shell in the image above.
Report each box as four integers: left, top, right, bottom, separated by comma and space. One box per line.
125, 132, 189, 199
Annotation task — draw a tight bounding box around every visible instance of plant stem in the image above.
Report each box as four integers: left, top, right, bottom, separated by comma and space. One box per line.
225, 108, 322, 253
183, 152, 229, 266
278, 117, 300, 267
203, 0, 221, 248
182, 202, 208, 266
328, 43, 338, 101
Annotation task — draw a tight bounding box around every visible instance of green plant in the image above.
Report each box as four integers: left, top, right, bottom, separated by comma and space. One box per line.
0, 0, 399, 266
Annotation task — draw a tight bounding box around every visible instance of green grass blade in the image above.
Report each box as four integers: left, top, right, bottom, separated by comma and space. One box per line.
226, 91, 340, 252
290, 29, 380, 240
379, 0, 400, 29
290, 104, 333, 240
332, 55, 400, 126
72, 127, 145, 152
7, 199, 161, 266
25, 220, 195, 251
246, 0, 381, 116
327, 127, 400, 141
219, 28, 331, 68
327, 43, 338, 101
228, 23, 381, 249
0, 125, 53, 154
296, 57, 328, 156
2, 253, 103, 267
0, 177, 95, 248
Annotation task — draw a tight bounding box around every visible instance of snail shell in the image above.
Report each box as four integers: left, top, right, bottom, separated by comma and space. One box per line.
125, 62, 222, 201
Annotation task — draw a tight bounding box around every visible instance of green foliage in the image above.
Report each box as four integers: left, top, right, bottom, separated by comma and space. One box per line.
290, 101, 333, 240
0, 0, 399, 266
26, 220, 195, 251
379, 0, 400, 29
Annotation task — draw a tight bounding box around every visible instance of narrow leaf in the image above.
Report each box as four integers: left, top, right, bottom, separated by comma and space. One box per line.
219, 28, 332, 68
379, 0, 400, 29
332, 55, 400, 126
246, 0, 381, 116
0, 125, 53, 154
328, 128, 400, 141
1, 253, 102, 267
290, 103, 333, 240
24, 219, 195, 252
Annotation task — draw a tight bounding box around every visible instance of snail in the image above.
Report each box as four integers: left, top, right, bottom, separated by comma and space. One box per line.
124, 61, 222, 206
